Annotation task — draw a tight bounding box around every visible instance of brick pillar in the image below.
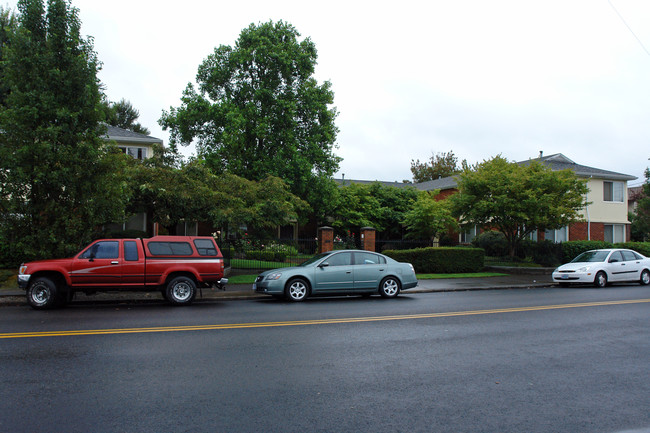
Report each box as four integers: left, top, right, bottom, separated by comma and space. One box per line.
361, 227, 376, 252
318, 226, 334, 253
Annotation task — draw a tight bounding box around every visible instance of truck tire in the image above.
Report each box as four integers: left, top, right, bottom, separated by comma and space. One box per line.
27, 277, 59, 310
166, 276, 197, 305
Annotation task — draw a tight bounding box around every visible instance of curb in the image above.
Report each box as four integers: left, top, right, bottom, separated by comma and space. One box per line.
0, 283, 554, 307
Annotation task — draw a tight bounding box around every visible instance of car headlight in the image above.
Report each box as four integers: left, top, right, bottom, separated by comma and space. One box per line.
266, 273, 282, 280
577, 266, 591, 272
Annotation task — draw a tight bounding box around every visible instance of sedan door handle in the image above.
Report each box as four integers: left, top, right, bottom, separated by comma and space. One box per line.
346, 271, 352, 274
111, 261, 119, 265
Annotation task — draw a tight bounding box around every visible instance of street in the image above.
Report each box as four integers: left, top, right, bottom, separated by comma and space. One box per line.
1, 286, 649, 433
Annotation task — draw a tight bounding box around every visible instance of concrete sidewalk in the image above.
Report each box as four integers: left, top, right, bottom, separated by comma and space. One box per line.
0, 273, 555, 306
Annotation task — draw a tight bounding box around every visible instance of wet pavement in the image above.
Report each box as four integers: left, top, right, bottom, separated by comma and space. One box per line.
0, 272, 555, 306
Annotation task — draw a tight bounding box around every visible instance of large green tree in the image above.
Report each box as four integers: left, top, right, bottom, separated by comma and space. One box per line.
160, 20, 340, 217
102, 98, 151, 135
124, 146, 307, 236
411, 150, 467, 183
402, 190, 458, 241
450, 156, 589, 257
0, 0, 126, 262
630, 168, 650, 241
0, 6, 17, 107
330, 182, 418, 239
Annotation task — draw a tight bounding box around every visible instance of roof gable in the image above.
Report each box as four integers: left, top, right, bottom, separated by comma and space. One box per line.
103, 125, 163, 145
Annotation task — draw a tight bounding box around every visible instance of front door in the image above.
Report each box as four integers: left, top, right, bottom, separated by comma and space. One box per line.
71, 240, 121, 287
313, 252, 354, 292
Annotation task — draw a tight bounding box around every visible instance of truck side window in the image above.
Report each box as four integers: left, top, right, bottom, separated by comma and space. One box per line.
148, 242, 193, 256
80, 241, 119, 259
124, 241, 139, 261
193, 239, 217, 256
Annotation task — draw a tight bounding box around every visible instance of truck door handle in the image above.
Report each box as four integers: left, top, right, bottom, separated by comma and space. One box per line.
111, 261, 119, 265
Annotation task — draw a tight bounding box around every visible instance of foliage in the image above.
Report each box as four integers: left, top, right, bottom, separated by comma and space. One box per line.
123, 146, 308, 234
472, 231, 509, 257
451, 156, 589, 257
160, 20, 340, 215
402, 190, 458, 240
630, 168, 650, 241
560, 241, 612, 263
384, 247, 484, 273
329, 182, 418, 238
0, 0, 128, 263
614, 242, 650, 258
101, 98, 151, 135
410, 150, 467, 183
0, 6, 17, 107
519, 240, 563, 267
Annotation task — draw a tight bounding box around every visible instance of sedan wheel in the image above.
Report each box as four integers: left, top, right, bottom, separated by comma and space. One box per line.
641, 269, 650, 286
594, 271, 607, 288
285, 278, 309, 302
379, 277, 401, 298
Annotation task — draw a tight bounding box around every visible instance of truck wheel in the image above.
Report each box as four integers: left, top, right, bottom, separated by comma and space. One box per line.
166, 276, 197, 305
27, 277, 58, 310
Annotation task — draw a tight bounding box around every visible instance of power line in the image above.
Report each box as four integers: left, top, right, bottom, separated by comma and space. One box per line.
608, 0, 650, 57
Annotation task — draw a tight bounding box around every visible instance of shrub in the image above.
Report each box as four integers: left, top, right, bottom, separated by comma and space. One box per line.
615, 242, 650, 257
472, 231, 508, 257
517, 240, 563, 267
561, 241, 612, 263
384, 247, 484, 273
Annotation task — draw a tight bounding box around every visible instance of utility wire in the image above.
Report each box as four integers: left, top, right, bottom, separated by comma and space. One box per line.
608, 0, 650, 57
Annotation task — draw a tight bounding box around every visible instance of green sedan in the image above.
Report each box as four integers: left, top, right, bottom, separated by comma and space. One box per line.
253, 250, 418, 301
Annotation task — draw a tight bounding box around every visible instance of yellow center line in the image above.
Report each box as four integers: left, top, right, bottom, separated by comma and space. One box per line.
2, 298, 649, 339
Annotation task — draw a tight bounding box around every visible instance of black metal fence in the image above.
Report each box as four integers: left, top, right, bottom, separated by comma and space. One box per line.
376, 239, 438, 253
219, 237, 437, 272
220, 238, 318, 272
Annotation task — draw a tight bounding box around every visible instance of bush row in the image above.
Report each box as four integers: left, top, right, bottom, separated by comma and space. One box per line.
472, 231, 650, 266
384, 247, 485, 274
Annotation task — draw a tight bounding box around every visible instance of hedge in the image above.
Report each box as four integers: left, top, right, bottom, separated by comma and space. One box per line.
384, 247, 485, 273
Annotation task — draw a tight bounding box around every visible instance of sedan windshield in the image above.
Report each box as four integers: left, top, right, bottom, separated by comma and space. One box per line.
571, 251, 610, 263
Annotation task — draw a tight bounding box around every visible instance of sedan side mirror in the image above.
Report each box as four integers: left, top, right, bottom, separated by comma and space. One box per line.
319, 262, 330, 268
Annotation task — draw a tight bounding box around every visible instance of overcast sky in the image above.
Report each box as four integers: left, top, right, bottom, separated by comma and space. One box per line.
7, 0, 650, 185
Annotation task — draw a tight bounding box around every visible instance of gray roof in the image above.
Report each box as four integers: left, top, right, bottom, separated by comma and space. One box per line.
333, 178, 416, 189
413, 176, 460, 191
103, 124, 163, 145
337, 153, 636, 192
415, 153, 636, 191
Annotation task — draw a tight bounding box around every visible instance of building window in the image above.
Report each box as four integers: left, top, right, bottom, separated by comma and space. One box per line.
603, 181, 624, 202
604, 224, 625, 243
544, 227, 568, 243
120, 146, 147, 161
460, 226, 477, 244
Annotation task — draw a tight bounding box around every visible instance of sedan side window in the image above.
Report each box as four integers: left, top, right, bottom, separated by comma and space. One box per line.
354, 252, 385, 265
609, 251, 624, 263
324, 252, 352, 266
621, 251, 637, 262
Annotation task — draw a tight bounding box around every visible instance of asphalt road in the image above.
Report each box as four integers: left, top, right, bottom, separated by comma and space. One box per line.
1, 286, 649, 433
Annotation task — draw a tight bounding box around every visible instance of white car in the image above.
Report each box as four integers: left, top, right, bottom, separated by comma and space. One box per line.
553, 249, 650, 288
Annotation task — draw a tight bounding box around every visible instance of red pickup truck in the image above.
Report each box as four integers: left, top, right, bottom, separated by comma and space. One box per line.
18, 236, 228, 309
